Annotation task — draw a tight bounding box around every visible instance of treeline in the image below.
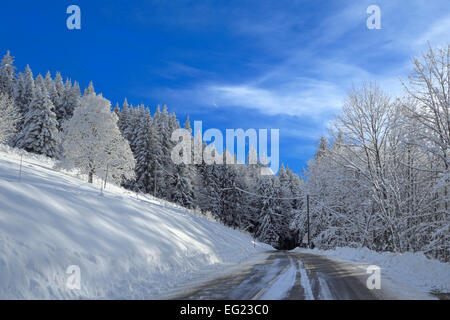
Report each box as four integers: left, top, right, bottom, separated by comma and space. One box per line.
115, 101, 303, 249
292, 45, 449, 261
0, 50, 302, 249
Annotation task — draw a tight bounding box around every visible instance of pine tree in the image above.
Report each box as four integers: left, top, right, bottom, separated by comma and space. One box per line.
17, 79, 59, 157
255, 175, 283, 247
122, 104, 139, 145
0, 50, 16, 97
129, 105, 147, 153
134, 111, 161, 194
34, 74, 45, 91
315, 135, 329, 159
0, 92, 21, 144
168, 117, 196, 207
218, 153, 246, 228
117, 98, 130, 136
240, 146, 263, 233
153, 105, 173, 199
54, 71, 65, 100
44, 72, 58, 113
58, 79, 80, 126
183, 115, 192, 134
170, 163, 195, 208
113, 102, 120, 114
84, 81, 95, 96
197, 145, 222, 218
12, 65, 35, 145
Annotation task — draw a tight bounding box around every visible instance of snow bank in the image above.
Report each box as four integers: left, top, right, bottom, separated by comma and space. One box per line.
0, 146, 271, 299
296, 247, 450, 296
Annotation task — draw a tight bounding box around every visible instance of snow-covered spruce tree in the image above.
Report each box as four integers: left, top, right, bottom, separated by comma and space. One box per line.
57, 78, 80, 127
238, 146, 264, 233
12, 65, 35, 146
113, 102, 120, 114
133, 108, 161, 194
0, 50, 16, 98
122, 104, 139, 146
55, 77, 72, 124
185, 115, 203, 207
168, 119, 195, 208
16, 77, 59, 157
128, 105, 147, 154
34, 73, 46, 92
158, 105, 175, 200
276, 164, 299, 248
196, 144, 223, 219
117, 98, 130, 135
192, 132, 208, 210
44, 72, 58, 113
53, 72, 65, 98
288, 168, 303, 209
84, 81, 95, 96
0, 92, 21, 144
13, 65, 34, 115
217, 152, 248, 229
254, 175, 283, 247
52, 72, 65, 122
61, 92, 135, 184
150, 105, 173, 199
170, 162, 195, 208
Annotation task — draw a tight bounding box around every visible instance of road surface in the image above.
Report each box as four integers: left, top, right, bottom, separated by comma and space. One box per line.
168, 250, 396, 300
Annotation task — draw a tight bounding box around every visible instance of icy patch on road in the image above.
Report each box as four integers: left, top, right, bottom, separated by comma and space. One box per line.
259, 261, 297, 299
298, 260, 314, 300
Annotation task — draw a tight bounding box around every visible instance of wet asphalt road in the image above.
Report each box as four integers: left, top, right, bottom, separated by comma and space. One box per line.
169, 250, 390, 300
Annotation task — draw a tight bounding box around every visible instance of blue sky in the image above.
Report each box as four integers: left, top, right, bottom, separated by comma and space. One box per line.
1, 0, 449, 174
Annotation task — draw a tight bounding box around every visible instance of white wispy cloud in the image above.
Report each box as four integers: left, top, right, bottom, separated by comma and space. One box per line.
207, 80, 343, 118
415, 15, 450, 47
144, 0, 449, 125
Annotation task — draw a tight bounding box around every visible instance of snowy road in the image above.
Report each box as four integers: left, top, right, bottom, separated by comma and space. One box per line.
169, 250, 395, 300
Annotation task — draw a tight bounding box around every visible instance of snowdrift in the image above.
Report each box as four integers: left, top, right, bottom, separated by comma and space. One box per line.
0, 146, 270, 299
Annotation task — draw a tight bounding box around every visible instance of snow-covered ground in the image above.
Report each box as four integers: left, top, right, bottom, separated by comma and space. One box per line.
295, 247, 450, 299
0, 145, 271, 299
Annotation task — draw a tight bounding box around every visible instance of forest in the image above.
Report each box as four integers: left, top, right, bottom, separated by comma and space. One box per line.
0, 44, 448, 260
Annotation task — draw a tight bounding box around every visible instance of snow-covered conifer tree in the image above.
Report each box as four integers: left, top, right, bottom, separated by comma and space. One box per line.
254, 175, 283, 247
12, 65, 35, 145
84, 81, 95, 96
0, 92, 21, 144
44, 72, 58, 112
17, 78, 59, 157
133, 111, 161, 193
117, 98, 130, 136
58, 79, 80, 126
0, 50, 16, 97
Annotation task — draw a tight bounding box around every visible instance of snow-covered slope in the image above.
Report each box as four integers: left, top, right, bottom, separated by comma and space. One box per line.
0, 146, 271, 299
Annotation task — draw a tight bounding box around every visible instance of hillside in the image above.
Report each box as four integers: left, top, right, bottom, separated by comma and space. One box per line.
0, 146, 271, 299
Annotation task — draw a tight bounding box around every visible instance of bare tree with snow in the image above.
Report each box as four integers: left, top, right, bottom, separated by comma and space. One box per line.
60, 92, 135, 184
